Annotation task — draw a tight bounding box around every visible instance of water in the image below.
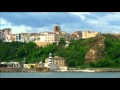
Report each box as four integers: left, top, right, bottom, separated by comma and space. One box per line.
1, 72, 120, 78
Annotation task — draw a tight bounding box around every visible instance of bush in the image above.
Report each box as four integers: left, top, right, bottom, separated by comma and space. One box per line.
30, 65, 34, 68
94, 58, 113, 67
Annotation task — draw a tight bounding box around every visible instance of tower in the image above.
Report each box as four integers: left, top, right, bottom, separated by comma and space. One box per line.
49, 52, 52, 64
54, 23, 61, 33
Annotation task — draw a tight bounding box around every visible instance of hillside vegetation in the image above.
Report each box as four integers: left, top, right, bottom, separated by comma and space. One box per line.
0, 34, 120, 68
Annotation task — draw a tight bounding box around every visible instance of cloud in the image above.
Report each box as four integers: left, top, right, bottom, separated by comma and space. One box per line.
70, 12, 90, 20
113, 30, 120, 34
1, 12, 83, 27
0, 18, 32, 34
0, 12, 120, 34
101, 13, 120, 21
85, 13, 120, 34
0, 18, 12, 26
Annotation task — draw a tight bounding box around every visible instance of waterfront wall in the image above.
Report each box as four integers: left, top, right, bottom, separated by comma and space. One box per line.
1, 67, 120, 72
0, 67, 50, 72
0, 68, 22, 72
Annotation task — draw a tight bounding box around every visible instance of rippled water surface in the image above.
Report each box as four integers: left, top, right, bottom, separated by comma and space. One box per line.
1, 72, 120, 78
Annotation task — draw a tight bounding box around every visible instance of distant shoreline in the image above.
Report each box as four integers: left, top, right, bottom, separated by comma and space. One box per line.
67, 68, 120, 72
1, 68, 120, 72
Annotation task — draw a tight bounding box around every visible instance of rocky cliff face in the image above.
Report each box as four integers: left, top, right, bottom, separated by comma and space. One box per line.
85, 35, 105, 63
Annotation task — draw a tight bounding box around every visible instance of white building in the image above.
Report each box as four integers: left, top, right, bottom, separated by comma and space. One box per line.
44, 52, 53, 68
44, 52, 68, 71
1, 62, 20, 68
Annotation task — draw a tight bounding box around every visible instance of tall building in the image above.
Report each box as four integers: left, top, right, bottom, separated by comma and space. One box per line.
54, 23, 61, 33
0, 28, 12, 41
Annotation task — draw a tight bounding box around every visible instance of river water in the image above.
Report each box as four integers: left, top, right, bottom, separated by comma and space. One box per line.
0, 72, 120, 78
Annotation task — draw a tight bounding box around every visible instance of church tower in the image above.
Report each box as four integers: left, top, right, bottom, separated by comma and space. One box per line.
54, 23, 61, 33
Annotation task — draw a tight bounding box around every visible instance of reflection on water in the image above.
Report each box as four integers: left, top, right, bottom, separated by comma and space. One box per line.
0, 72, 120, 78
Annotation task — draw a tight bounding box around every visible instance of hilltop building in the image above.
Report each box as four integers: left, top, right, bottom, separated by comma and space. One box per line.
70, 31, 82, 40
35, 23, 69, 46
0, 28, 12, 41
54, 23, 61, 33
82, 30, 100, 39
1, 25, 100, 45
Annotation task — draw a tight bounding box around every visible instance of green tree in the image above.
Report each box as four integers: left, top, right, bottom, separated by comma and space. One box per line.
58, 38, 66, 47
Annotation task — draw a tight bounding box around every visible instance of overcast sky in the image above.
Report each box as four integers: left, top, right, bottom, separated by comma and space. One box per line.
0, 12, 120, 34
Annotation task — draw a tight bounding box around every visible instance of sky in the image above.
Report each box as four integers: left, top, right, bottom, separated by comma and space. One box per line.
0, 12, 120, 34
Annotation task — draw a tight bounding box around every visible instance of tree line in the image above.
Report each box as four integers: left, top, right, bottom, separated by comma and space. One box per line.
0, 34, 120, 68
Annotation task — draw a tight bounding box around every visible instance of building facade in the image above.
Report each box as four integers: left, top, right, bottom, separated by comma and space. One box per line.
23, 64, 39, 68
44, 53, 67, 71
69, 31, 82, 40
6, 34, 16, 42
20, 33, 30, 42
0, 62, 20, 68
39, 24, 69, 44
0, 28, 12, 41
82, 30, 100, 39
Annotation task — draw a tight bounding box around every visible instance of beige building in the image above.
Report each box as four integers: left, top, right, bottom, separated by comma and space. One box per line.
82, 30, 100, 39
35, 41, 53, 47
45, 56, 67, 67
39, 32, 56, 43
52, 56, 67, 67
39, 32, 69, 43
23, 64, 39, 68
6, 34, 16, 42
73, 31, 82, 38
35, 24, 69, 47
69, 31, 82, 40
0, 28, 12, 41
45, 54, 68, 71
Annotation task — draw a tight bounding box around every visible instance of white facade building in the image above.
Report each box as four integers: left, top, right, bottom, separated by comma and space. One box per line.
1, 62, 20, 68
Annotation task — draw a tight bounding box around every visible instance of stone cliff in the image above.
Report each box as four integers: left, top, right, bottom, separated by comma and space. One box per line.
85, 35, 106, 63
